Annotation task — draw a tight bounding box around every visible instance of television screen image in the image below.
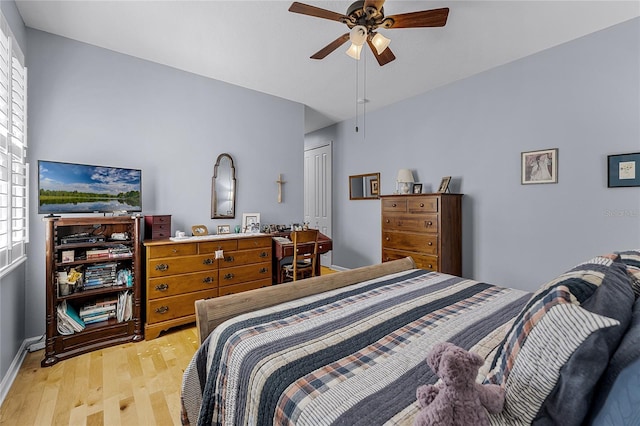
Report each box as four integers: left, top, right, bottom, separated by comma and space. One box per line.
38, 160, 142, 215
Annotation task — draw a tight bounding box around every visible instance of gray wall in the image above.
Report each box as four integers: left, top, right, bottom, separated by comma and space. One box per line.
24, 29, 305, 338
0, 0, 26, 392
313, 17, 640, 291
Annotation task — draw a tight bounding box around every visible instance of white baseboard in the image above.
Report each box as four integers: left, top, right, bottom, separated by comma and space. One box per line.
0, 335, 42, 407
329, 264, 349, 272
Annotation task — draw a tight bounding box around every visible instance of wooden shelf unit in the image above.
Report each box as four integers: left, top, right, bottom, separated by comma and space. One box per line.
42, 216, 143, 367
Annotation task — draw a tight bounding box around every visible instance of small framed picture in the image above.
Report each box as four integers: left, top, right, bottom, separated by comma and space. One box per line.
437, 177, 451, 193
521, 148, 558, 184
62, 250, 75, 263
370, 179, 379, 196
217, 224, 230, 234
412, 183, 423, 194
608, 152, 640, 187
242, 213, 261, 233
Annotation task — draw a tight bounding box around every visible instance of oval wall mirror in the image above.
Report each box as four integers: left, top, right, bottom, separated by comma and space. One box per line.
211, 153, 236, 219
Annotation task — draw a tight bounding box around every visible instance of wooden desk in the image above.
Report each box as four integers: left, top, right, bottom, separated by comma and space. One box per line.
272, 232, 332, 283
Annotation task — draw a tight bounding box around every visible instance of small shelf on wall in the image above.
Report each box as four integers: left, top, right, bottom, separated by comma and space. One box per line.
349, 172, 380, 200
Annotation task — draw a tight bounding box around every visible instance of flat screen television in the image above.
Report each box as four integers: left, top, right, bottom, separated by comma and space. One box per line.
38, 160, 142, 215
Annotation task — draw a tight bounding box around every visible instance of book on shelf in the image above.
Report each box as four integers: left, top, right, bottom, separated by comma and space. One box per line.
80, 304, 116, 318
86, 248, 110, 260
117, 290, 133, 322
83, 312, 116, 325
56, 300, 85, 335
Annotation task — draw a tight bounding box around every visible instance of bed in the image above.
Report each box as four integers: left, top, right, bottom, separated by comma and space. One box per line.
181, 252, 640, 426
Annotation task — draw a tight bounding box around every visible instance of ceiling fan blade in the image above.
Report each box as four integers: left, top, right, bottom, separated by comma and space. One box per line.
383, 8, 449, 29
364, 0, 385, 13
289, 2, 349, 23
311, 33, 350, 60
367, 39, 396, 66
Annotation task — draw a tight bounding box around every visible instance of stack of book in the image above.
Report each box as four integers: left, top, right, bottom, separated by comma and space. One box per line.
79, 298, 117, 324
109, 244, 132, 258
56, 301, 85, 335
117, 290, 133, 322
84, 262, 117, 289
86, 248, 110, 260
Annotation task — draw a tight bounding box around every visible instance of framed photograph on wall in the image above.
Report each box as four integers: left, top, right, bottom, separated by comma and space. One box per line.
608, 152, 640, 187
521, 148, 558, 184
437, 177, 451, 193
413, 183, 423, 194
370, 179, 379, 196
217, 224, 230, 234
242, 213, 261, 233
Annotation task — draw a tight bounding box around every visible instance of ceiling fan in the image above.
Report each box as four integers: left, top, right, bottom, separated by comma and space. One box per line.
288, 1, 449, 66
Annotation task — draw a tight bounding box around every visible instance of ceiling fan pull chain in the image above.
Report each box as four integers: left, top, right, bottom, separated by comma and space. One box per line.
355, 57, 359, 133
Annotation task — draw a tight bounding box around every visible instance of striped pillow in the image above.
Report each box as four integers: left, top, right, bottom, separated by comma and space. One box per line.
618, 250, 640, 298
485, 254, 634, 425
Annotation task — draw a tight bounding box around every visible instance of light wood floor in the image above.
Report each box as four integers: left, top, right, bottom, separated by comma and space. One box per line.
0, 267, 337, 426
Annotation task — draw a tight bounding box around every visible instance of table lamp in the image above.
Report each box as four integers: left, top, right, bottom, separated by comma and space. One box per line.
396, 169, 414, 194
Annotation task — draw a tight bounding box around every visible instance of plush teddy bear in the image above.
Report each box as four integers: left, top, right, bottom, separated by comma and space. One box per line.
414, 342, 505, 426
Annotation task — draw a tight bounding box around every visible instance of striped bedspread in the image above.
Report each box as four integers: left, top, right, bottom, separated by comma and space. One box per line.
181, 269, 530, 426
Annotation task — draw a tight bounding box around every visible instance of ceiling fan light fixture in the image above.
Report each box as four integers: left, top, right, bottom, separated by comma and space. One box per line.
371, 32, 391, 54
349, 25, 367, 46
345, 43, 363, 60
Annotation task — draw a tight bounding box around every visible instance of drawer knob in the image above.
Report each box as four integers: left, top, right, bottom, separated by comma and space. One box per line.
202, 277, 213, 284
155, 306, 169, 314
203, 258, 214, 265
428, 264, 433, 269
426, 221, 433, 226
385, 219, 390, 223
155, 283, 169, 292
259, 267, 268, 274
420, 203, 424, 207
259, 251, 268, 258
224, 273, 234, 280
392, 203, 397, 207
155, 263, 169, 271
428, 242, 433, 246
386, 237, 390, 241
224, 255, 235, 262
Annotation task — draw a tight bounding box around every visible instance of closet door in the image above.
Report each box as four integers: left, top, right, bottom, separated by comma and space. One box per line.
304, 143, 332, 267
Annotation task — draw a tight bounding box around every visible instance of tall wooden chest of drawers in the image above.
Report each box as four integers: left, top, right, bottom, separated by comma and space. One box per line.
381, 194, 462, 276
143, 235, 272, 339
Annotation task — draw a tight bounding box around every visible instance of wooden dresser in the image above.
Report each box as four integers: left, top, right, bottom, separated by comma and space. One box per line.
381, 193, 462, 276
143, 235, 272, 339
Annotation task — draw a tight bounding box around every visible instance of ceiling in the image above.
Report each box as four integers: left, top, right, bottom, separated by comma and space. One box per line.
15, 1, 640, 133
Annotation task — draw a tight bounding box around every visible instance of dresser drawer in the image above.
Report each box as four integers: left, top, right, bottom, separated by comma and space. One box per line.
147, 253, 218, 277
382, 249, 438, 271
382, 214, 439, 233
147, 270, 218, 300
382, 232, 438, 254
198, 239, 238, 254
147, 288, 218, 324
219, 262, 271, 287
221, 247, 271, 267
382, 198, 407, 212
407, 197, 438, 213
238, 236, 272, 250
219, 278, 272, 297
147, 243, 197, 259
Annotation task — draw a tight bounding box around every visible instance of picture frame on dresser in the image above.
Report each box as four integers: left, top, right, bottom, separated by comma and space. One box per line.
412, 183, 423, 194
437, 177, 451, 193
217, 225, 231, 234
242, 213, 261, 233
521, 148, 558, 184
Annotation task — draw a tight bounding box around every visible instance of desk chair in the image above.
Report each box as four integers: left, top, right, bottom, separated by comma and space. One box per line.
281, 229, 319, 282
